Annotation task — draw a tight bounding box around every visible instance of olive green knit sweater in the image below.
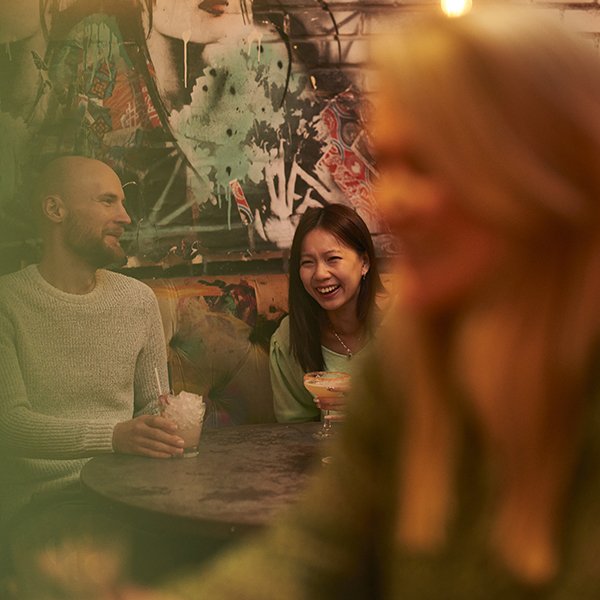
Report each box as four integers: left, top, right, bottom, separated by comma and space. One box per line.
0, 265, 168, 527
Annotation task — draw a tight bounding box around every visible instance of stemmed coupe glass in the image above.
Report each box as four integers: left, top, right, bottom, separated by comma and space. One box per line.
303, 371, 351, 440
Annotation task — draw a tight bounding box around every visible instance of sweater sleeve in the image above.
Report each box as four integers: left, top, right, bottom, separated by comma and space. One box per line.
162, 352, 394, 599
0, 308, 116, 458
133, 291, 169, 417
270, 318, 320, 423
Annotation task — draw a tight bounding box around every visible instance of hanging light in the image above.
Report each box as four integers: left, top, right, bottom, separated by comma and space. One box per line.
441, 0, 473, 18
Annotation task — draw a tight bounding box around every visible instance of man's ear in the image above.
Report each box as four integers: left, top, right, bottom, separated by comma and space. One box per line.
42, 195, 66, 223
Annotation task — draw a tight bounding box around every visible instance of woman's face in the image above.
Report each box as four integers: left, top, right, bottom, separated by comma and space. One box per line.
299, 228, 368, 317
372, 88, 506, 314
152, 0, 249, 44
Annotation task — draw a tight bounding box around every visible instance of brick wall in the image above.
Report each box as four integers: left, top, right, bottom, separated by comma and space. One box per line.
261, 1, 600, 94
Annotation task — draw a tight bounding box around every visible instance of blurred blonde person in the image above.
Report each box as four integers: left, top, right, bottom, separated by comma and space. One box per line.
123, 6, 600, 598
371, 7, 600, 586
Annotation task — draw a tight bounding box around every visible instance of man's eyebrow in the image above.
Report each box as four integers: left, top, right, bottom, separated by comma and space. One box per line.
98, 193, 123, 201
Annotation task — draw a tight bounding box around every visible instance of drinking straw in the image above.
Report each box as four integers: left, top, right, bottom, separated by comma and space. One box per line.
154, 367, 163, 397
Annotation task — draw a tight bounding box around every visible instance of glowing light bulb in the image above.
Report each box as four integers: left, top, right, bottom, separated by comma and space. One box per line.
441, 0, 472, 18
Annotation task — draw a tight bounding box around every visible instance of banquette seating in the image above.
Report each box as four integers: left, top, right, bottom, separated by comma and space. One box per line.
144, 274, 288, 428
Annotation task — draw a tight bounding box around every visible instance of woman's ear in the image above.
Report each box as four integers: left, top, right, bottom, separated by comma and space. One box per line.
361, 254, 371, 277
42, 195, 66, 223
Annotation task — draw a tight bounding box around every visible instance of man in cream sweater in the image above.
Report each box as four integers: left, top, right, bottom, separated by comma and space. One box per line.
0, 156, 185, 595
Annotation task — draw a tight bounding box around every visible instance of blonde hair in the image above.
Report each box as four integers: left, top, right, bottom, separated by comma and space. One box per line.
375, 6, 600, 583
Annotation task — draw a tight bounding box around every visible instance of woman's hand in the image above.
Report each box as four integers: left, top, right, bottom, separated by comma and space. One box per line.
314, 395, 346, 412
314, 380, 351, 414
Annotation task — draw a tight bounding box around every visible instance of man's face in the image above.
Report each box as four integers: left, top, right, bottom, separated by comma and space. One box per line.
62, 163, 131, 268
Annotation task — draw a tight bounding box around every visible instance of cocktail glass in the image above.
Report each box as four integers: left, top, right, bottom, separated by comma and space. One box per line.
303, 371, 351, 440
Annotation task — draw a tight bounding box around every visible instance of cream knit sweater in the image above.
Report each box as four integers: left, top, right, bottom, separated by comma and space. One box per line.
0, 265, 168, 526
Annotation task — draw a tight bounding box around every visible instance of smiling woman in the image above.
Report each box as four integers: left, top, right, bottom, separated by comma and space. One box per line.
270, 204, 385, 423
299, 229, 367, 322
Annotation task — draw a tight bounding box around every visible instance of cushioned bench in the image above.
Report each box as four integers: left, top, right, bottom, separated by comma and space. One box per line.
144, 274, 289, 428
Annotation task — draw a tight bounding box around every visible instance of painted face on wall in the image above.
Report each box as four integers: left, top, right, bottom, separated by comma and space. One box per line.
372, 87, 506, 314
299, 228, 369, 317
152, 0, 251, 44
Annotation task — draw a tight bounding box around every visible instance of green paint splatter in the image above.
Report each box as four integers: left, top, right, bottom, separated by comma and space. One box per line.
170, 31, 308, 222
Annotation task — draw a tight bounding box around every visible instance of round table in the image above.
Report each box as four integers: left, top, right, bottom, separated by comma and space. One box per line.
81, 421, 325, 539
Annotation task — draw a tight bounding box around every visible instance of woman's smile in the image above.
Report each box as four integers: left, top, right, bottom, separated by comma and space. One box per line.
316, 284, 341, 297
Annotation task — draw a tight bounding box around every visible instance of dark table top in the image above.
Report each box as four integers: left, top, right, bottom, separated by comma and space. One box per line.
81, 421, 325, 538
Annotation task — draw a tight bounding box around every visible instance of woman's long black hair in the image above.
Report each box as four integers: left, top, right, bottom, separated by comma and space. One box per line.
288, 203, 384, 372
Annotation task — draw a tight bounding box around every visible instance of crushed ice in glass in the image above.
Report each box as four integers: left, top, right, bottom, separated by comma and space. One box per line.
162, 391, 205, 428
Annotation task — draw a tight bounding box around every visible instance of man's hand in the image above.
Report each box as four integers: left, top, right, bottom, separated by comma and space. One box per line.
112, 415, 185, 458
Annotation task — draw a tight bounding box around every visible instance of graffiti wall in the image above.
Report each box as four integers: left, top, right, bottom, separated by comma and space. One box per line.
0, 0, 404, 272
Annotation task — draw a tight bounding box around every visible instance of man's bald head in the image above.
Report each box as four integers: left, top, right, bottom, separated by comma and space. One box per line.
32, 156, 122, 224
32, 156, 130, 268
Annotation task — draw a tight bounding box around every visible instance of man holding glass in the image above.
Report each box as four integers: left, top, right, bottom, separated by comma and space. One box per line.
0, 155, 184, 597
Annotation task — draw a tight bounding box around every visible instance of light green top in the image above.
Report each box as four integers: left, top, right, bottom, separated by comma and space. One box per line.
270, 316, 369, 423
0, 265, 168, 527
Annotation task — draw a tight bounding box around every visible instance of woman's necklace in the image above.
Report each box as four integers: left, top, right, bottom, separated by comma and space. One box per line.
330, 325, 355, 359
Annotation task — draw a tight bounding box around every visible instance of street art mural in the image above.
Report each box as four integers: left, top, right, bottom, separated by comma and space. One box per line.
0, 0, 393, 273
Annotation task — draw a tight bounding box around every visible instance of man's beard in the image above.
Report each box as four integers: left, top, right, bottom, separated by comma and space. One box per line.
64, 217, 127, 268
